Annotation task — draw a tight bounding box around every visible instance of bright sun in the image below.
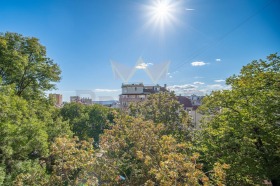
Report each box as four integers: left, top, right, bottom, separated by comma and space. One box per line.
153, 1, 171, 19
144, 0, 180, 34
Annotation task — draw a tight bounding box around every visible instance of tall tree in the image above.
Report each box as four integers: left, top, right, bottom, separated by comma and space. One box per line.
129, 92, 191, 139
0, 32, 61, 99
197, 54, 280, 185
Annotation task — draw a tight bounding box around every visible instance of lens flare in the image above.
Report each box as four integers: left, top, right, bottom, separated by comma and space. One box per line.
143, 0, 181, 36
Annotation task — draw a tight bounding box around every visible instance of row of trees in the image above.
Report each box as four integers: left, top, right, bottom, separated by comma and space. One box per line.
0, 32, 279, 185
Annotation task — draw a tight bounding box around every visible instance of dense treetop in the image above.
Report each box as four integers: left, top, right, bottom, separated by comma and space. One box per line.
197, 53, 280, 185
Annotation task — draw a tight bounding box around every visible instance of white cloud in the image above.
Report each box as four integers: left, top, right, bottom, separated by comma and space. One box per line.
168, 84, 203, 96
94, 89, 121, 93
167, 72, 173, 78
214, 79, 225, 83
205, 84, 231, 91
206, 84, 224, 89
168, 84, 198, 94
193, 81, 204, 85
135, 62, 153, 69
191, 61, 207, 66
168, 84, 197, 89
167, 83, 231, 96
216, 58, 221, 62
186, 8, 195, 11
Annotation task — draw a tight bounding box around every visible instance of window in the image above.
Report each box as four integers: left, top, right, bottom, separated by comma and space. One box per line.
138, 95, 145, 98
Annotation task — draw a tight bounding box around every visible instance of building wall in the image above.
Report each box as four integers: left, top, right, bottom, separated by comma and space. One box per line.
119, 94, 147, 107
177, 96, 203, 129
189, 110, 203, 129
49, 94, 63, 106
122, 86, 144, 94
119, 83, 167, 109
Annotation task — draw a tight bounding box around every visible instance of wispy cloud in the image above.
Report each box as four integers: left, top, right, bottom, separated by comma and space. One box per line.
94, 89, 121, 93
168, 84, 198, 94
191, 61, 208, 66
167, 73, 173, 78
205, 84, 231, 91
186, 8, 195, 11
135, 62, 153, 69
216, 58, 221, 62
167, 71, 179, 78
168, 84, 197, 90
214, 79, 225, 83
167, 83, 231, 96
206, 84, 225, 89
193, 81, 204, 85
168, 84, 203, 96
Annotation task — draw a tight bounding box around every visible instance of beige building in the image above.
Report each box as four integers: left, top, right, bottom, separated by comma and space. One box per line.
119, 83, 167, 108
49, 94, 63, 107
177, 95, 203, 129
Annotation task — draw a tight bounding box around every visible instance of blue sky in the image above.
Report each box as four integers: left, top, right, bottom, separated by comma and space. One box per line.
1, 0, 279, 101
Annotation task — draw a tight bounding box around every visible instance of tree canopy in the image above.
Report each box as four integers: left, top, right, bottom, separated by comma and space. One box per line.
197, 53, 280, 185
95, 116, 228, 185
60, 102, 117, 145
129, 92, 192, 139
0, 32, 61, 99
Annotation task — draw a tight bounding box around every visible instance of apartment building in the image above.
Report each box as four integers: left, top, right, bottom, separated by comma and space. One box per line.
187, 94, 205, 106
119, 83, 167, 108
177, 95, 203, 129
49, 94, 63, 107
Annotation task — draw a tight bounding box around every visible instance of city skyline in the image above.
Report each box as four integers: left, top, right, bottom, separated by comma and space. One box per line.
1, 0, 280, 101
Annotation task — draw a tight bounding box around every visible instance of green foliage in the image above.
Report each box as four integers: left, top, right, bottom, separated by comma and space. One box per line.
95, 116, 228, 185
50, 136, 98, 185
0, 32, 61, 99
129, 92, 191, 139
7, 160, 49, 186
0, 166, 5, 185
197, 54, 280, 185
0, 32, 72, 185
0, 83, 73, 184
0, 85, 49, 162
60, 102, 117, 145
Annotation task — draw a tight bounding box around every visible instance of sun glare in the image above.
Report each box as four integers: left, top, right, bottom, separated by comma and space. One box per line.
144, 0, 180, 35
153, 1, 171, 19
